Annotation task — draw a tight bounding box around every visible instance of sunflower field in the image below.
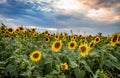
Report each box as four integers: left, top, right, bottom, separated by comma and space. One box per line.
0, 25, 120, 78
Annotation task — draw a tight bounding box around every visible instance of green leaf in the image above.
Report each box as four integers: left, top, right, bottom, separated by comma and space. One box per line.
112, 62, 120, 70
108, 54, 118, 62
58, 73, 66, 78
80, 60, 94, 75
44, 57, 53, 64
74, 68, 85, 78
69, 60, 78, 68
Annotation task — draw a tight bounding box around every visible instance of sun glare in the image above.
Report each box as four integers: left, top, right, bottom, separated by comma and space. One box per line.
55, 0, 82, 10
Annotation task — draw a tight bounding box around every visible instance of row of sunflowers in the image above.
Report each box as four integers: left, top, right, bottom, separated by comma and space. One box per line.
0, 25, 120, 78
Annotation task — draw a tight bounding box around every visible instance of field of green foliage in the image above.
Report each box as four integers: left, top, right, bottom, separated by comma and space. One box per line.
0, 25, 120, 78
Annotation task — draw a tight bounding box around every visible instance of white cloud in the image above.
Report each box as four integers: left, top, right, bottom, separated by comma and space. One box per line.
0, 0, 6, 3
0, 15, 17, 27
86, 8, 120, 23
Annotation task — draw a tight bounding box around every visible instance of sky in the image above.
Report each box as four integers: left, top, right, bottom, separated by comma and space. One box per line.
0, 0, 120, 35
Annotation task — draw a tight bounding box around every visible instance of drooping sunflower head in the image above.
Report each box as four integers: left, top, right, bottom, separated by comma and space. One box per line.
79, 44, 89, 56
30, 51, 42, 62
95, 36, 100, 43
52, 40, 62, 52
61, 62, 68, 70
68, 40, 77, 50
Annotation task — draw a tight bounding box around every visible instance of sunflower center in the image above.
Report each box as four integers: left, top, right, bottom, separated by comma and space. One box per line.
55, 42, 60, 48
1, 27, 5, 30
8, 28, 13, 32
81, 46, 86, 53
56, 36, 58, 38
20, 27, 23, 30
33, 53, 39, 58
96, 38, 99, 41
5, 34, 9, 37
16, 29, 19, 31
45, 38, 48, 41
118, 36, 120, 42
112, 35, 117, 42
32, 29, 35, 32
74, 37, 76, 39
90, 43, 94, 48
70, 43, 74, 47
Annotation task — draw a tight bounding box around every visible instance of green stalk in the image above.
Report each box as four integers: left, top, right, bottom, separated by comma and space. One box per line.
99, 48, 104, 70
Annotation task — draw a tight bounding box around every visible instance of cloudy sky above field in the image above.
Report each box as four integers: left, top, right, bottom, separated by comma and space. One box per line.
0, 0, 120, 35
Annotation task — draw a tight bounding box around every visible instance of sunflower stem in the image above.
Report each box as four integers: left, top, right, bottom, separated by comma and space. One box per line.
99, 48, 104, 70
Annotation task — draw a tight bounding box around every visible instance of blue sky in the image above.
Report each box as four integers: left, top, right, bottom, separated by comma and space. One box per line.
0, 0, 120, 35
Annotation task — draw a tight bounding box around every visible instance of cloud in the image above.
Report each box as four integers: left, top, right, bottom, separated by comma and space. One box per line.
17, 0, 53, 12
0, 0, 6, 3
53, 0, 120, 23
0, 15, 17, 27
16, 0, 120, 23
86, 8, 120, 23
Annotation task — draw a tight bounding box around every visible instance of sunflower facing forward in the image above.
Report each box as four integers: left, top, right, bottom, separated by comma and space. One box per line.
52, 40, 62, 52
95, 36, 100, 43
30, 51, 42, 62
68, 40, 77, 50
79, 44, 89, 56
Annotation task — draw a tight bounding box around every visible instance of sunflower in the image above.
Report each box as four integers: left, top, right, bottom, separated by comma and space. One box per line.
89, 40, 96, 50
110, 33, 119, 46
60, 33, 63, 37
31, 28, 36, 32
0, 26, 6, 31
95, 36, 100, 43
52, 40, 62, 52
45, 37, 50, 43
15, 28, 20, 32
4, 33, 9, 38
18, 26, 24, 31
44, 30, 49, 34
50, 34, 54, 38
55, 34, 60, 40
71, 35, 77, 41
117, 34, 120, 44
30, 51, 42, 62
62, 36, 66, 42
7, 28, 14, 34
33, 32, 39, 37
61, 62, 68, 70
68, 40, 77, 50
79, 44, 89, 56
